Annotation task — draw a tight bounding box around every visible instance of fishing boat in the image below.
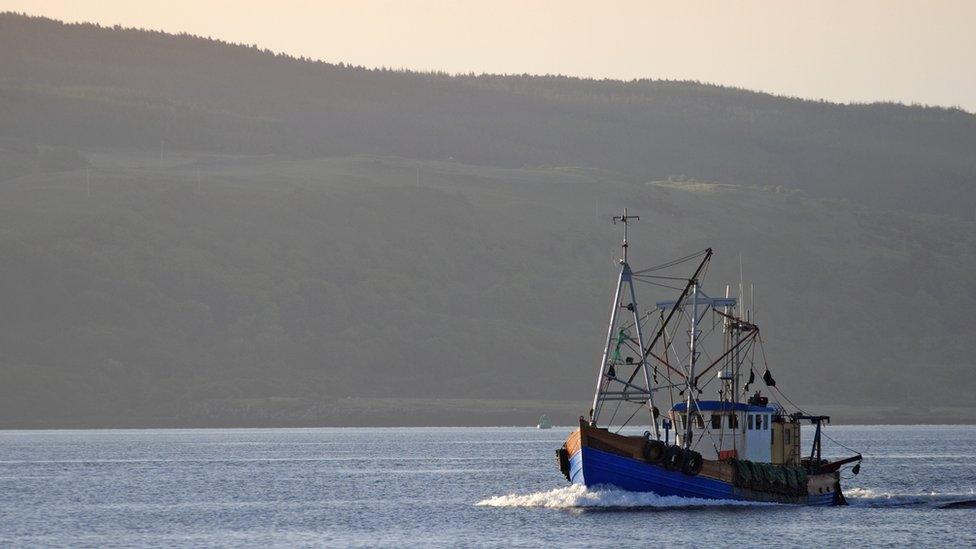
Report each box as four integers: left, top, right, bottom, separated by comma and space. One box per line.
537, 414, 553, 429
556, 210, 862, 505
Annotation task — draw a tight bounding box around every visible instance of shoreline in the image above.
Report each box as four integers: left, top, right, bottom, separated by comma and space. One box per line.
2, 398, 974, 430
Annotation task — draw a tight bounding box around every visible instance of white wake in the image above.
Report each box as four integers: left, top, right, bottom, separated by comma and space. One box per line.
476, 484, 776, 509
845, 487, 976, 507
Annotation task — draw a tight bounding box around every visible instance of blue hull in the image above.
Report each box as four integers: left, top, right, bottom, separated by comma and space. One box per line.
569, 446, 836, 506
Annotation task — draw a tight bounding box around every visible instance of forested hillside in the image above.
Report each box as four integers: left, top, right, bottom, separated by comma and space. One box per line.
3, 13, 975, 217
0, 13, 974, 426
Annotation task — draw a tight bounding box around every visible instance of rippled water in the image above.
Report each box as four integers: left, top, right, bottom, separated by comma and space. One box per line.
0, 425, 973, 547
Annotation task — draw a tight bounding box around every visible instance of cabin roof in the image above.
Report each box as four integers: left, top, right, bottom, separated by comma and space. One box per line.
671, 400, 774, 413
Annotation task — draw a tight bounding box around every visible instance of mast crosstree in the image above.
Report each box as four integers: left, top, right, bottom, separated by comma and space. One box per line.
612, 208, 639, 263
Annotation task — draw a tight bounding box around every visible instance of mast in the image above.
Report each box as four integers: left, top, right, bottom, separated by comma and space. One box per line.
619, 208, 631, 263
683, 280, 699, 448
737, 254, 744, 404
732, 308, 741, 406
590, 210, 661, 439
627, 265, 660, 440
591, 265, 625, 422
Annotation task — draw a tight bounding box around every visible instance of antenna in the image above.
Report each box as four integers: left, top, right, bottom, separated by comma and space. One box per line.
753, 284, 758, 323
723, 284, 731, 333
611, 208, 640, 263
750, 283, 755, 323
738, 253, 744, 317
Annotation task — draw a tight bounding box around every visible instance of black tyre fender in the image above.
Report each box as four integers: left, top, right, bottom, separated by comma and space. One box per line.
663, 445, 685, 471
556, 447, 571, 481
682, 450, 704, 476
643, 439, 666, 463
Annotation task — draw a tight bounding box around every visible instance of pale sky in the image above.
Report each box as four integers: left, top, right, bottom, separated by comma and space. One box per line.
4, 0, 975, 111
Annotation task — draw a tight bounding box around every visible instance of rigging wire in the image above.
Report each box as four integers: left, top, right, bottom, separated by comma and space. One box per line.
753, 334, 862, 458
632, 248, 710, 274
616, 242, 863, 460
756, 334, 807, 415
631, 274, 692, 282
631, 278, 686, 291
614, 404, 644, 434
606, 396, 623, 427
821, 430, 862, 457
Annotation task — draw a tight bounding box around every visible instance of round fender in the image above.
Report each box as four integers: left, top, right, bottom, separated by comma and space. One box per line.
643, 439, 666, 463
682, 450, 703, 476
663, 445, 685, 471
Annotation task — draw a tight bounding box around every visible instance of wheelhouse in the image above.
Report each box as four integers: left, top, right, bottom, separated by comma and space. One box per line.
669, 400, 800, 465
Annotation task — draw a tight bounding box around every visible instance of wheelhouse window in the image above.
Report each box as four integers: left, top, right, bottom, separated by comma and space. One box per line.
695, 414, 705, 429
729, 414, 739, 430
755, 414, 763, 430
785, 430, 792, 444
711, 414, 722, 429
763, 415, 769, 430
748, 414, 754, 430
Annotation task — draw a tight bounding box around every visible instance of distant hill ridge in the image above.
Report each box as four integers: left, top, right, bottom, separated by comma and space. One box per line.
2, 12, 975, 217
0, 13, 974, 427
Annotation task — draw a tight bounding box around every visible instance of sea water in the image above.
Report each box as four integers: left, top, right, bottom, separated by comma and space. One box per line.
0, 425, 973, 547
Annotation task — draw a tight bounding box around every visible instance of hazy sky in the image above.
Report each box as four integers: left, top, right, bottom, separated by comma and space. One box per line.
4, 0, 974, 111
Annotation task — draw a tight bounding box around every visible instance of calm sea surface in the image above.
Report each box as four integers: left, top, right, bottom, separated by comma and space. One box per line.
0, 425, 973, 547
